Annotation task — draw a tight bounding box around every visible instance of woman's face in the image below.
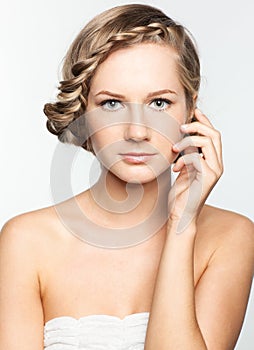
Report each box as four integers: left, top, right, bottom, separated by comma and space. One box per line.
86, 43, 189, 183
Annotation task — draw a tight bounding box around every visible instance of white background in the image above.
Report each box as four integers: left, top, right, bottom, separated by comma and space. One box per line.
0, 0, 253, 348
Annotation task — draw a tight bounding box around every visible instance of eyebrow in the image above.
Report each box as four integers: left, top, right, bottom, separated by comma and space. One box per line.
94, 88, 177, 98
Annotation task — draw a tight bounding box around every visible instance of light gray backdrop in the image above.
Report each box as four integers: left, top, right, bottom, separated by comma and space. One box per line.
0, 0, 253, 348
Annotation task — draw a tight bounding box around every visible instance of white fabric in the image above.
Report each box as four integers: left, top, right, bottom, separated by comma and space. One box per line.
44, 312, 150, 350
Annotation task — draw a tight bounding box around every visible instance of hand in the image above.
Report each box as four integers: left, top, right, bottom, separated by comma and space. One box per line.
168, 108, 223, 232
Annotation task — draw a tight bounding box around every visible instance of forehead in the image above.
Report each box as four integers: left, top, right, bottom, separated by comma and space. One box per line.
89, 43, 184, 95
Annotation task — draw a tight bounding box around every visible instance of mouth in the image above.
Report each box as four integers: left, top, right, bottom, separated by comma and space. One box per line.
119, 152, 157, 164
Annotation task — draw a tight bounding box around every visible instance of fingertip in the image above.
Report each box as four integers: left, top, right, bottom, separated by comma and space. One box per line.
180, 124, 189, 131
172, 160, 182, 172
195, 108, 203, 115
172, 144, 180, 152
172, 163, 177, 171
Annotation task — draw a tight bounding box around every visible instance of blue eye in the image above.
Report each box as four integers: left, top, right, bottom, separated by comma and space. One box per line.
149, 98, 171, 111
100, 99, 123, 111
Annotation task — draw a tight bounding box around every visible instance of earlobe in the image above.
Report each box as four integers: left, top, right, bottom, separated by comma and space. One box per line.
188, 95, 198, 122
193, 94, 198, 106
188, 102, 198, 123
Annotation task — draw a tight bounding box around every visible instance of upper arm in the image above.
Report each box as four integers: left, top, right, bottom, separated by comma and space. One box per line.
0, 216, 44, 349
195, 215, 254, 350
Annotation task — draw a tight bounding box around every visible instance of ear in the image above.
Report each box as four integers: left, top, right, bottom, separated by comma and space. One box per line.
186, 94, 198, 123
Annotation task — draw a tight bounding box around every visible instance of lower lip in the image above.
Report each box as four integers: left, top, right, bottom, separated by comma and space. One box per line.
120, 154, 156, 164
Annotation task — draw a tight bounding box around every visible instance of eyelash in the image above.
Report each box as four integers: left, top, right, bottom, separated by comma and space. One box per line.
99, 98, 172, 111
149, 98, 172, 111
99, 99, 123, 111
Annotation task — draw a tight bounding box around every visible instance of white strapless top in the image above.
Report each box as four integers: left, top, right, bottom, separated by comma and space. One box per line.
44, 312, 150, 350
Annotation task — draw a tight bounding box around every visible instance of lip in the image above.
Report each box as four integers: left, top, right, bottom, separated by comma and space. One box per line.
119, 153, 157, 164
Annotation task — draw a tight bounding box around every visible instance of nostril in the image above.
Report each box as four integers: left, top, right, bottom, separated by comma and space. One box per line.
124, 123, 151, 142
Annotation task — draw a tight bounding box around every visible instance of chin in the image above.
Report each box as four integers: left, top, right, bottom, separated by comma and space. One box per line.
110, 164, 170, 185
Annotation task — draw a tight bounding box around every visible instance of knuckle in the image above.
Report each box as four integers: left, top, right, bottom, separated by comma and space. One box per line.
203, 136, 212, 145
210, 170, 218, 182
213, 167, 223, 180
214, 129, 221, 139
193, 152, 201, 160
190, 121, 199, 128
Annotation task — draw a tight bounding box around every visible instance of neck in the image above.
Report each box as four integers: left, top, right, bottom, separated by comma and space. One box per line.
88, 166, 171, 227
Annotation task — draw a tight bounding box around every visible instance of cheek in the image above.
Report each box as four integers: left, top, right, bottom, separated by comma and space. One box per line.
153, 135, 176, 164
142, 103, 186, 145
90, 127, 122, 156
90, 132, 107, 154
148, 115, 183, 148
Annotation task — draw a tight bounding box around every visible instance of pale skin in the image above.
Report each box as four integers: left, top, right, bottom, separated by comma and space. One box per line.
0, 43, 254, 350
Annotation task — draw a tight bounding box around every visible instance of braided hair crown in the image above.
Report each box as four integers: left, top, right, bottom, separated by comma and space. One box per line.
44, 4, 200, 152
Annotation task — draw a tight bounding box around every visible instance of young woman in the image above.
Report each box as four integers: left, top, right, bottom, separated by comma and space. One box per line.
1, 4, 253, 350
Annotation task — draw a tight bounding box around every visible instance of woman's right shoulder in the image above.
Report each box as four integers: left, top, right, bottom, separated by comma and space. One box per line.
0, 205, 62, 253
0, 207, 59, 348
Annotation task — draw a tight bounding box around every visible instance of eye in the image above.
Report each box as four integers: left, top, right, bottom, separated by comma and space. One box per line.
149, 98, 172, 111
100, 99, 123, 111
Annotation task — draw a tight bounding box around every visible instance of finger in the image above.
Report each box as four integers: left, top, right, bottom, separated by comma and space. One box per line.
193, 108, 214, 127
172, 153, 214, 196
180, 121, 222, 163
173, 152, 203, 173
170, 157, 200, 198
172, 135, 221, 174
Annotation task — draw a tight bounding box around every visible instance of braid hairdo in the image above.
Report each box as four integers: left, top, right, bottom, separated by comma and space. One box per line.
43, 5, 200, 153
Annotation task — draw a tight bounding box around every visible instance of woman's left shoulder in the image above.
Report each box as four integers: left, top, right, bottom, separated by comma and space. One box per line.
195, 205, 254, 280
200, 204, 253, 229
198, 204, 254, 249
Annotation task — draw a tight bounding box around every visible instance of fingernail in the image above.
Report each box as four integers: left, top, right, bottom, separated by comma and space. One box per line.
180, 124, 188, 130
173, 143, 180, 150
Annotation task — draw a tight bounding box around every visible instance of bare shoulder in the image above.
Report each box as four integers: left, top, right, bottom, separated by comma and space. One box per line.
197, 204, 254, 268
193, 207, 254, 349
0, 205, 63, 257
0, 207, 63, 348
200, 204, 254, 236
1, 205, 56, 233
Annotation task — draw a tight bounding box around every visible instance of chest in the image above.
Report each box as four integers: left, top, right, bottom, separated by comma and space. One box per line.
40, 229, 210, 322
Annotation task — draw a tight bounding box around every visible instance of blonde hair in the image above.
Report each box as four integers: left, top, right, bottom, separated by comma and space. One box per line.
44, 4, 200, 153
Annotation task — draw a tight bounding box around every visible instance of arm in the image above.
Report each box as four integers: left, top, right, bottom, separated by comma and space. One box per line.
145, 220, 207, 349
194, 216, 254, 349
145, 215, 254, 350
144, 109, 254, 349
0, 216, 44, 349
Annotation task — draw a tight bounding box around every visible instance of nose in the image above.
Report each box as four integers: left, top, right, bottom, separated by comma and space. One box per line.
124, 104, 151, 142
